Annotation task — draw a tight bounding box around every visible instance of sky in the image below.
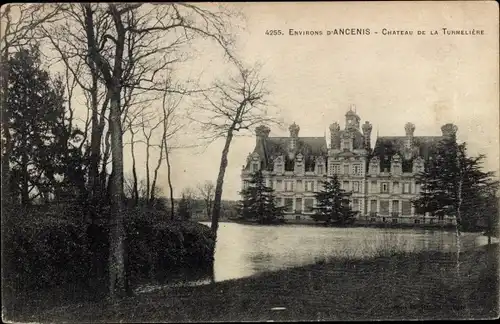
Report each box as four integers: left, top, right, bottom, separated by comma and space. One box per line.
9, 2, 498, 201
164, 1, 498, 200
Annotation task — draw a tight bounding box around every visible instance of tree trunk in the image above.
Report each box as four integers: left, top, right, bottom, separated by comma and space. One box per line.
165, 141, 175, 220
150, 137, 164, 203
108, 89, 126, 300
206, 198, 212, 220
88, 88, 101, 202
1, 44, 12, 210
20, 153, 29, 205
100, 127, 112, 195
130, 130, 138, 206
86, 43, 108, 210
145, 137, 151, 202
211, 129, 234, 237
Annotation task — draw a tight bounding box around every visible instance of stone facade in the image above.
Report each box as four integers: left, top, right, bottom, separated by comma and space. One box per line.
241, 106, 457, 226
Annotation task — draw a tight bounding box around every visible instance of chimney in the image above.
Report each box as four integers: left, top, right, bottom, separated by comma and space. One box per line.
288, 122, 300, 151
404, 122, 415, 149
289, 122, 300, 137
362, 121, 373, 150
255, 125, 270, 145
329, 122, 340, 149
441, 123, 458, 140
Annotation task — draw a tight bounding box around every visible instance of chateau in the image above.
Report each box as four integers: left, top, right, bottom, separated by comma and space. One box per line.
241, 106, 458, 226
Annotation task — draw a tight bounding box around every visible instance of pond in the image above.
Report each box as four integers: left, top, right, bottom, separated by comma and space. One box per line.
135, 222, 488, 293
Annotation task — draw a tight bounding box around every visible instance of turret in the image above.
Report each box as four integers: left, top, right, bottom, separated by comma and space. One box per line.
345, 105, 360, 130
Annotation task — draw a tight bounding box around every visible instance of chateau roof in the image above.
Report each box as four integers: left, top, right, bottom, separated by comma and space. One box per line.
372, 136, 443, 172
249, 136, 328, 171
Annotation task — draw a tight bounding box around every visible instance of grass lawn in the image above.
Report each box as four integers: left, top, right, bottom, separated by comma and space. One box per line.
7, 244, 498, 322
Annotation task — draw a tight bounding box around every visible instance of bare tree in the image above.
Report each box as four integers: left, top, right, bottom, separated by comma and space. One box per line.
41, 2, 239, 299
198, 180, 215, 220
197, 62, 278, 238
140, 114, 163, 202
155, 82, 185, 217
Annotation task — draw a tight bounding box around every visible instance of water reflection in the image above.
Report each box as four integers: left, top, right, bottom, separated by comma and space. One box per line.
135, 222, 486, 293
204, 223, 484, 283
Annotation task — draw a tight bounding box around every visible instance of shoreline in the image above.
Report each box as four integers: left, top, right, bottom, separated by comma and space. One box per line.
216, 218, 486, 233
8, 243, 498, 322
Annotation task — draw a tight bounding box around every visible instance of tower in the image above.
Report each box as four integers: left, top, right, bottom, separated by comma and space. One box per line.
345, 105, 360, 130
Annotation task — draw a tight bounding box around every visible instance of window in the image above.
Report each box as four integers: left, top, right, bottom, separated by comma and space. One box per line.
276, 180, 283, 191
290, 138, 297, 150
284, 198, 293, 212
381, 182, 389, 193
393, 182, 400, 194
267, 179, 273, 188
304, 199, 314, 213
344, 165, 349, 175
343, 140, 350, 150
371, 181, 378, 193
296, 180, 303, 191
275, 163, 283, 173
392, 200, 399, 217
352, 181, 360, 192
380, 200, 389, 214
284, 180, 294, 192
243, 181, 250, 189
343, 181, 350, 191
414, 219, 420, 224
392, 218, 398, 224
353, 164, 361, 175
305, 181, 315, 192
352, 199, 359, 211
370, 200, 377, 213
415, 183, 421, 194
402, 200, 412, 215
403, 183, 411, 194
296, 198, 302, 213
333, 165, 341, 174
317, 164, 324, 175
251, 162, 259, 172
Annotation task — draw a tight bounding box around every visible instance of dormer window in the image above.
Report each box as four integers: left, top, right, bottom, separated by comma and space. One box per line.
274, 156, 284, 173
251, 162, 259, 172
342, 140, 350, 151
290, 138, 297, 150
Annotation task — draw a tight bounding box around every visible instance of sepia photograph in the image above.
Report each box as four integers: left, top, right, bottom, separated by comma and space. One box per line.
1, 1, 499, 322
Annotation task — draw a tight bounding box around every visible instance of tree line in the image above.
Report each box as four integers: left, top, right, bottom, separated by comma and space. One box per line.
1, 3, 279, 300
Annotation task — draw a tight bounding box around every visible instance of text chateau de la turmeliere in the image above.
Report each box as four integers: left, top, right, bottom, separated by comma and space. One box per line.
241, 106, 458, 226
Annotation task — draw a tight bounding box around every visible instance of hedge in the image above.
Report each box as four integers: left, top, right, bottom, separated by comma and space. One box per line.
3, 204, 216, 296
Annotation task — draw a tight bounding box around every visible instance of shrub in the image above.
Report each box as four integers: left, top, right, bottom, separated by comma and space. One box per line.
3, 211, 91, 293
3, 203, 216, 296
125, 207, 215, 283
